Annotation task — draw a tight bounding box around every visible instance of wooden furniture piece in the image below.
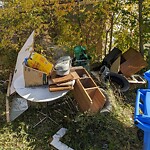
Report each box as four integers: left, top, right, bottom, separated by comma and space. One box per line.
73, 67, 106, 114
120, 48, 148, 77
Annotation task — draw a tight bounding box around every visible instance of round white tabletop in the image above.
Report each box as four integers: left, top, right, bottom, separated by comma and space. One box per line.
14, 75, 69, 103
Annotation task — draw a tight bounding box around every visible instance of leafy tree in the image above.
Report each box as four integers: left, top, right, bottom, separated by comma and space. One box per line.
0, 0, 149, 72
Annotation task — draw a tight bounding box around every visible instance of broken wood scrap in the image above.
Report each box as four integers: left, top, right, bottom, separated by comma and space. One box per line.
6, 73, 12, 122
50, 71, 79, 84
49, 84, 74, 92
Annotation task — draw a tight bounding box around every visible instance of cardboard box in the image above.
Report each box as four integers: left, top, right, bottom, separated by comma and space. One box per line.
73, 68, 106, 114
23, 65, 48, 87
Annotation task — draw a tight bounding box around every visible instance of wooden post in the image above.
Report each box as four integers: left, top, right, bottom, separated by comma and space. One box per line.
6, 73, 12, 122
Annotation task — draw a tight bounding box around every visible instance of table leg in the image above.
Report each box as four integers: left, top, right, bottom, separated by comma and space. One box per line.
32, 103, 59, 128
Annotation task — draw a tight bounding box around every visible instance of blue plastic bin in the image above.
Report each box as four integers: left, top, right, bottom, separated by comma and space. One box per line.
134, 89, 150, 150
144, 70, 150, 88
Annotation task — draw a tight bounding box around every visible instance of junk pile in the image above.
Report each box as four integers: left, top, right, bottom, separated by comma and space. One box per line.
11, 31, 149, 122
22, 49, 106, 114
24, 53, 75, 91
92, 47, 148, 92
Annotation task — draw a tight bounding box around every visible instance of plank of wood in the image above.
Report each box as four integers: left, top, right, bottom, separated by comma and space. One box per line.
6, 73, 12, 123
57, 80, 74, 86
70, 71, 80, 79
73, 80, 92, 112
49, 85, 73, 92
51, 73, 74, 84
86, 88, 105, 113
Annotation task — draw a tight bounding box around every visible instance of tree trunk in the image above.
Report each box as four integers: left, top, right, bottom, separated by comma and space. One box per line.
96, 35, 103, 60
109, 13, 114, 53
139, 0, 144, 56
104, 30, 109, 56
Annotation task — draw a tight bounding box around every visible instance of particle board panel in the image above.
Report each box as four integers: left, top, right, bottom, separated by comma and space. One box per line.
73, 67, 106, 114
120, 54, 148, 77
73, 80, 92, 112
86, 88, 105, 113
120, 48, 148, 77
122, 47, 139, 60
79, 77, 97, 88
74, 67, 90, 78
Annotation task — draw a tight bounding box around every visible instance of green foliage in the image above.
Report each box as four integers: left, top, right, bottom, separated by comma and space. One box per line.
0, 0, 149, 70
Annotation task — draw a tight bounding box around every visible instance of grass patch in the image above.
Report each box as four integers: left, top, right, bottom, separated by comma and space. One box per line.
61, 88, 142, 150
0, 82, 144, 149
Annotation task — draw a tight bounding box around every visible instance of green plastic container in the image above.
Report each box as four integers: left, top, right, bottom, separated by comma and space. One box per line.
74, 45, 86, 60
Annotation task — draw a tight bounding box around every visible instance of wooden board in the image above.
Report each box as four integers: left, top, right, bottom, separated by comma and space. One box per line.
79, 77, 97, 88
73, 67, 90, 78
120, 48, 148, 77
6, 73, 12, 122
120, 53, 147, 77
73, 80, 92, 112
70, 71, 80, 80
51, 70, 79, 84
122, 47, 139, 60
49, 85, 73, 92
51, 72, 74, 84
86, 88, 105, 113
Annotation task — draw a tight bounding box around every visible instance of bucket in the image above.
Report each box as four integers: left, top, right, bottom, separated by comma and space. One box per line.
99, 65, 110, 76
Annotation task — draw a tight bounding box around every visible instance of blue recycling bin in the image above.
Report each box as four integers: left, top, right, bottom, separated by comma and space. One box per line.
144, 70, 150, 88
134, 89, 150, 150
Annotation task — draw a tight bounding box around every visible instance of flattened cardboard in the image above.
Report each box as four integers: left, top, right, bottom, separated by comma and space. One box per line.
10, 31, 34, 95
24, 65, 47, 87
110, 56, 121, 73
